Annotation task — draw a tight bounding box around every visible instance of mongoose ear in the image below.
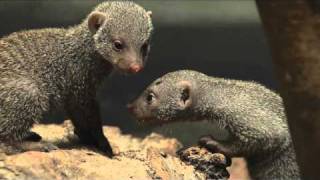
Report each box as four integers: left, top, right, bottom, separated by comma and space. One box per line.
88, 11, 107, 34
177, 80, 192, 109
147, 11, 152, 17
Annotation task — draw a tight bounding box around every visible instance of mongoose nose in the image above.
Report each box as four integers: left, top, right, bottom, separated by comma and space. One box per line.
129, 64, 143, 73
127, 103, 135, 113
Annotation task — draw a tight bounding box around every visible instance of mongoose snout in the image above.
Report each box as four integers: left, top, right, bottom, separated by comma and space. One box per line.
128, 64, 143, 73
112, 49, 145, 74
127, 103, 135, 113
117, 59, 144, 74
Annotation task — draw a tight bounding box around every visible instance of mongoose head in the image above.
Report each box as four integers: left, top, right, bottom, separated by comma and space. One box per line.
128, 70, 207, 123
128, 70, 232, 145
87, 2, 153, 74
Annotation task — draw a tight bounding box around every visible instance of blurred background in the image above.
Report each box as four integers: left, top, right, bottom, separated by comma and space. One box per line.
0, 0, 276, 135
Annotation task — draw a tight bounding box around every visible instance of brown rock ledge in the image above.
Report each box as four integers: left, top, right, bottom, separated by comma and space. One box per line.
0, 121, 246, 180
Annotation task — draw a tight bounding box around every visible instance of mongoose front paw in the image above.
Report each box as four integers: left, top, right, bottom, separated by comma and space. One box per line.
198, 135, 215, 147
177, 146, 231, 179
198, 135, 221, 153
198, 135, 232, 157
75, 131, 114, 158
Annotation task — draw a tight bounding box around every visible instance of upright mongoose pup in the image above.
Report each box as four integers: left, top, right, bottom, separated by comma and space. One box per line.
128, 70, 300, 179
0, 1, 153, 157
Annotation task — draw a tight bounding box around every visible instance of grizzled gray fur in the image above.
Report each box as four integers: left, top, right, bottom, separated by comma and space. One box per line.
128, 70, 300, 179
0, 1, 153, 157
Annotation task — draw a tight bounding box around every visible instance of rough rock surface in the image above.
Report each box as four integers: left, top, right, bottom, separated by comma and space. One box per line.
0, 121, 248, 180
178, 147, 230, 180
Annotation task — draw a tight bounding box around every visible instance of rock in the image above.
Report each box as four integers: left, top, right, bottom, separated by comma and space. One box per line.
177, 146, 230, 180
0, 120, 248, 180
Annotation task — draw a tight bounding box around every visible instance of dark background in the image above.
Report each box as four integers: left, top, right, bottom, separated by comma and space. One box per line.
0, 0, 276, 135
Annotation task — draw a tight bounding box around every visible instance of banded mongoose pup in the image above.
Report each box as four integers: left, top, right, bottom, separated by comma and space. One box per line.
128, 70, 300, 179
0, 1, 153, 157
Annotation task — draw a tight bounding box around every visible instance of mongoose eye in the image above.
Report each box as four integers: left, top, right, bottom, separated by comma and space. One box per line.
141, 42, 149, 58
113, 40, 124, 52
146, 92, 155, 103
155, 81, 162, 85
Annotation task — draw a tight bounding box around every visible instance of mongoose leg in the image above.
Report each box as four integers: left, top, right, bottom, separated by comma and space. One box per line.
75, 126, 113, 157
68, 99, 113, 158
0, 78, 57, 153
0, 77, 48, 141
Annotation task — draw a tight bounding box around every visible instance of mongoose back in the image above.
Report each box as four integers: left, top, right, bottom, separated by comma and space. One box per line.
128, 70, 300, 179
0, 1, 153, 157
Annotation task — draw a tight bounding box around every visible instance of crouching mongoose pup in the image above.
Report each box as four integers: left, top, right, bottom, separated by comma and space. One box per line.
0, 1, 153, 157
128, 70, 300, 179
